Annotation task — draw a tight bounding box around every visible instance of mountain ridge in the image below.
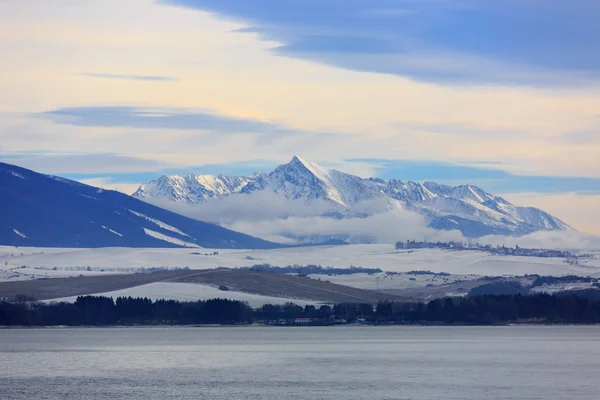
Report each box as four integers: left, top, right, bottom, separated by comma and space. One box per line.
133, 156, 572, 238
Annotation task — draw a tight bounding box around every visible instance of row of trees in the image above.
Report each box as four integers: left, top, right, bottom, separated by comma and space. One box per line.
3, 293, 600, 326
240, 264, 382, 276
0, 296, 253, 326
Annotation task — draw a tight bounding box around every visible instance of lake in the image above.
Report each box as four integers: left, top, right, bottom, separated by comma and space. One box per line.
1, 326, 599, 399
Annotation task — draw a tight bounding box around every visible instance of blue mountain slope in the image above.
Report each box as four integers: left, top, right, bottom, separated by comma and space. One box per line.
0, 162, 280, 249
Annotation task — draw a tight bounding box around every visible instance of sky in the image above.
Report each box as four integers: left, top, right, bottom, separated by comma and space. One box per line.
1, 0, 599, 234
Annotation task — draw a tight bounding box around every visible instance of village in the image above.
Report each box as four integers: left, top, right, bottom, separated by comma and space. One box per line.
395, 240, 589, 259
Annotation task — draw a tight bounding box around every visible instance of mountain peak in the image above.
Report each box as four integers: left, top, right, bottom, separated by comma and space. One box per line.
286, 156, 331, 182
272, 156, 347, 206
132, 159, 573, 238
290, 155, 306, 164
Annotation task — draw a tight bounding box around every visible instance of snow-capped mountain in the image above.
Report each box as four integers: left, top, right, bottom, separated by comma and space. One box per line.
0, 162, 280, 249
133, 156, 572, 238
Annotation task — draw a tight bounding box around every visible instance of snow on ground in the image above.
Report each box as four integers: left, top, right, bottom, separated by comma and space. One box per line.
530, 282, 597, 295
46, 282, 326, 308
9, 171, 24, 179
1, 245, 599, 282
129, 210, 191, 237
143, 229, 200, 248
12, 229, 27, 239
309, 272, 481, 291
0, 246, 81, 257
102, 226, 123, 237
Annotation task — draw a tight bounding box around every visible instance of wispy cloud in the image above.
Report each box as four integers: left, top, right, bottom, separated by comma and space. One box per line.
167, 0, 600, 85
81, 73, 179, 82
345, 158, 600, 195
42, 106, 301, 135
0, 153, 172, 174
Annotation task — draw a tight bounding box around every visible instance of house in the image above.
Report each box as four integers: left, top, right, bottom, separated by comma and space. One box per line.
294, 318, 313, 324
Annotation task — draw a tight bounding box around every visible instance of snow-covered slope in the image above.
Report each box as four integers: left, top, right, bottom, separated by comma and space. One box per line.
133, 156, 573, 238
134, 174, 255, 204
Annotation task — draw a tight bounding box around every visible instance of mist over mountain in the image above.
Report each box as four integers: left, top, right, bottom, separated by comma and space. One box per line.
134, 156, 573, 243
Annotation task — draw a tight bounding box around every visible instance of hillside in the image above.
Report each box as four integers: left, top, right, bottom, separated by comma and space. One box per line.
0, 162, 280, 249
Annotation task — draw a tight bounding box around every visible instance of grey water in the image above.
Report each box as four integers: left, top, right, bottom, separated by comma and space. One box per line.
1, 326, 599, 399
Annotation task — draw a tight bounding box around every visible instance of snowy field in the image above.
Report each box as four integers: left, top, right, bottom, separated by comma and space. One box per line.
46, 282, 326, 307
1, 244, 599, 282
308, 272, 483, 291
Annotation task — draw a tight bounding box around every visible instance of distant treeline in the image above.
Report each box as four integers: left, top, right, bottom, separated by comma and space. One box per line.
0, 296, 253, 326
468, 275, 600, 297
3, 293, 600, 326
237, 264, 382, 276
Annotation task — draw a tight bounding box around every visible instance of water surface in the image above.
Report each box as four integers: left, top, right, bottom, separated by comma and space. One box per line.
1, 326, 599, 399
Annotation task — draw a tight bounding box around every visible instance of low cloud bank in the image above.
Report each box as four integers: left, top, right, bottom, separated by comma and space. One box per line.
150, 191, 337, 224
149, 192, 600, 251
228, 212, 465, 245
478, 231, 600, 252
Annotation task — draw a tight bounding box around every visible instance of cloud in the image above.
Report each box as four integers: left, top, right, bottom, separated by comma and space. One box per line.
167, 0, 600, 85
478, 231, 600, 253
148, 191, 339, 224
42, 106, 301, 135
146, 190, 600, 250
145, 191, 467, 244
502, 193, 600, 236
81, 73, 179, 81
0, 153, 173, 175
227, 212, 466, 245
345, 158, 600, 195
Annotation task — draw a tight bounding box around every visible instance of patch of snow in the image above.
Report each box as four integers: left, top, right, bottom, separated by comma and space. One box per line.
101, 226, 123, 237
468, 185, 485, 202
12, 229, 27, 239
309, 272, 480, 291
129, 209, 191, 237
9, 171, 24, 179
421, 185, 437, 199
530, 282, 596, 294
47, 176, 84, 186
78, 194, 99, 201
143, 228, 200, 248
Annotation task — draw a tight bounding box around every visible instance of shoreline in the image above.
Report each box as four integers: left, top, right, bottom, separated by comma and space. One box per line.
2, 322, 599, 329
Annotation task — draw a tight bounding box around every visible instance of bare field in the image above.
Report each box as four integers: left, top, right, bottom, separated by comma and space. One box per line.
0, 270, 193, 300
171, 270, 409, 303
0, 270, 408, 304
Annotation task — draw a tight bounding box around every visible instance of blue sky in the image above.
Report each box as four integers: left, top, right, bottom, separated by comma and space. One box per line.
4, 155, 594, 198
0, 0, 599, 233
